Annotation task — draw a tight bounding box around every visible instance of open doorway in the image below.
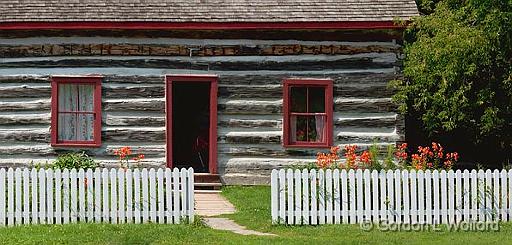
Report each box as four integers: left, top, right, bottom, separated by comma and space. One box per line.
166, 75, 218, 174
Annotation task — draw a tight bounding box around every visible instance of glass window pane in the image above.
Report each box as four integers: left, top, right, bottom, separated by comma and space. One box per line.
290, 115, 326, 143
58, 83, 78, 112
290, 87, 307, 112
58, 113, 77, 141
78, 84, 95, 112
308, 87, 325, 113
77, 114, 95, 141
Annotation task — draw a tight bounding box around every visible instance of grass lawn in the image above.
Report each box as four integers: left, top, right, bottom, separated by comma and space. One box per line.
0, 186, 510, 244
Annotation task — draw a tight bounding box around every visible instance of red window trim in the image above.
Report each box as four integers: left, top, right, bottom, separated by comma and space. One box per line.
51, 76, 102, 148
165, 74, 218, 174
283, 78, 333, 148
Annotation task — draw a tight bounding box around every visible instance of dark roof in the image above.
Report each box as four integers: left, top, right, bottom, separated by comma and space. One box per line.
0, 0, 419, 23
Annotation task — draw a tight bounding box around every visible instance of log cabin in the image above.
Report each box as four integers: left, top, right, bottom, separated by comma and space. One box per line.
0, 0, 419, 185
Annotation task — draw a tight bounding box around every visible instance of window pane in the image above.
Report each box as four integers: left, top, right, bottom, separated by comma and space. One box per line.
58, 113, 77, 141
308, 87, 325, 113
58, 83, 78, 112
77, 114, 95, 141
290, 87, 307, 112
289, 115, 326, 143
78, 84, 95, 111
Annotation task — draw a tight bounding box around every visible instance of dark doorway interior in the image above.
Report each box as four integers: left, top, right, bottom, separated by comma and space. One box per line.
172, 82, 210, 173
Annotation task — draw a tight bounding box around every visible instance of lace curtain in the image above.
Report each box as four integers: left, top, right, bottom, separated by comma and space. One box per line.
58, 84, 95, 141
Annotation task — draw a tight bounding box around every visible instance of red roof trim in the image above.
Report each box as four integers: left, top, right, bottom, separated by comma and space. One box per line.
0, 21, 403, 30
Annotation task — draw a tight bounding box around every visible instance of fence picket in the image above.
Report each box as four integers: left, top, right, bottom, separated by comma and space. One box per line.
341, 170, 348, 224
493, 170, 500, 222
46, 169, 53, 224
410, 170, 417, 224
463, 170, 470, 221
302, 169, 310, 225
333, 169, 340, 224
86, 169, 93, 222
102, 169, 109, 223
325, 169, 333, 224
172, 168, 179, 224
447, 170, 455, 224
440, 170, 447, 224
371, 170, 378, 223
0, 169, 5, 226
134, 169, 141, 224
394, 170, 401, 224
477, 170, 485, 221
348, 170, 356, 224
38, 169, 46, 224
363, 170, 371, 222
386, 170, 394, 223
164, 169, 172, 224
379, 171, 387, 222
62, 169, 70, 224
508, 170, 512, 222
70, 169, 78, 223
287, 169, 294, 225
471, 170, 478, 221
310, 169, 317, 225
7, 168, 14, 226
484, 170, 492, 221
78, 169, 85, 222
424, 170, 432, 224
141, 169, 149, 223
356, 169, 363, 223
432, 170, 440, 224
157, 169, 164, 224
125, 169, 133, 223
278, 169, 285, 224
110, 169, 118, 224
318, 169, 325, 225
402, 171, 410, 224
187, 168, 194, 223
94, 169, 101, 223
455, 170, 462, 223
417, 170, 424, 224
54, 169, 62, 224
149, 169, 157, 223
119, 170, 126, 224
180, 168, 188, 221
501, 170, 508, 222
15, 168, 22, 225
294, 169, 302, 225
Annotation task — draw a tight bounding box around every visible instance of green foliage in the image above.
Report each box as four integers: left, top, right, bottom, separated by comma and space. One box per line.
392, 0, 512, 152
384, 144, 398, 170
50, 152, 99, 170
368, 143, 383, 171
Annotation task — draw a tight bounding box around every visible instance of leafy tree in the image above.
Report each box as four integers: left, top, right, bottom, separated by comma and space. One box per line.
392, 0, 512, 164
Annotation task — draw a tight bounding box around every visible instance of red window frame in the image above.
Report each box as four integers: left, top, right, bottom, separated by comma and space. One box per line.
51, 76, 102, 147
283, 78, 333, 148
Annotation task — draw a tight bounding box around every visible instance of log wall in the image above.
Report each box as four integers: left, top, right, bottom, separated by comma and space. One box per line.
0, 29, 405, 184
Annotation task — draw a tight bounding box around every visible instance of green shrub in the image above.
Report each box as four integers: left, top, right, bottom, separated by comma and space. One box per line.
51, 152, 99, 170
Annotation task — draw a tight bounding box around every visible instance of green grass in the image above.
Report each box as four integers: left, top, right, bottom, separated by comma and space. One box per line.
0, 186, 511, 244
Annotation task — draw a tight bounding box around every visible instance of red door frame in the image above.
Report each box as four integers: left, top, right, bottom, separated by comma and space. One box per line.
165, 74, 218, 174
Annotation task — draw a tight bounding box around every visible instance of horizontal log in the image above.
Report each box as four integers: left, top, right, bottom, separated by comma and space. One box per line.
0, 55, 396, 70
0, 75, 50, 83
0, 85, 51, 98
103, 84, 165, 99
218, 85, 282, 99
103, 98, 165, 112
104, 115, 165, 127
0, 43, 400, 58
219, 144, 317, 157
0, 99, 51, 111
335, 115, 396, 128
335, 98, 397, 113
0, 143, 165, 158
335, 131, 403, 144
218, 131, 281, 144
218, 118, 281, 129
218, 99, 282, 115
0, 113, 50, 125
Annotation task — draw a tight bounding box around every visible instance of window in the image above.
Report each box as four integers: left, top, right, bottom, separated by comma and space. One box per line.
51, 76, 102, 147
283, 78, 333, 147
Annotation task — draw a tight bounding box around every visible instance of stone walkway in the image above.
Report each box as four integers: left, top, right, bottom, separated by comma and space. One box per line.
195, 192, 275, 236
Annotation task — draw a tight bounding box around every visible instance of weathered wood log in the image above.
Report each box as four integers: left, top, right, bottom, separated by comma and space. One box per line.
104, 115, 165, 127
0, 85, 51, 98
0, 42, 400, 58
102, 127, 166, 142
0, 99, 51, 111
0, 143, 166, 157
334, 98, 397, 113
0, 56, 396, 70
103, 75, 164, 84
218, 99, 282, 115
0, 129, 50, 143
0, 75, 50, 83
218, 118, 281, 129
218, 131, 282, 144
335, 132, 403, 144
103, 84, 165, 99
0, 114, 50, 125
103, 98, 165, 112
218, 144, 318, 157
335, 115, 396, 128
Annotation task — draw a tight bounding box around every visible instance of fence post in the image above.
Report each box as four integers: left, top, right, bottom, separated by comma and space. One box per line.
187, 167, 195, 223
0, 168, 5, 226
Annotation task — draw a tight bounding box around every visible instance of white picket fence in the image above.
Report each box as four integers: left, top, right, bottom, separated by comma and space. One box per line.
271, 168, 512, 225
0, 167, 194, 226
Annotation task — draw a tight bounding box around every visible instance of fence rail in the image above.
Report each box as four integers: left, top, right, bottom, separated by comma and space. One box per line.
0, 167, 194, 226
271, 168, 512, 225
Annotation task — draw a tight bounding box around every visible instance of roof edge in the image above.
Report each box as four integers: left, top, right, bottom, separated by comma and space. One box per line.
0, 21, 406, 30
